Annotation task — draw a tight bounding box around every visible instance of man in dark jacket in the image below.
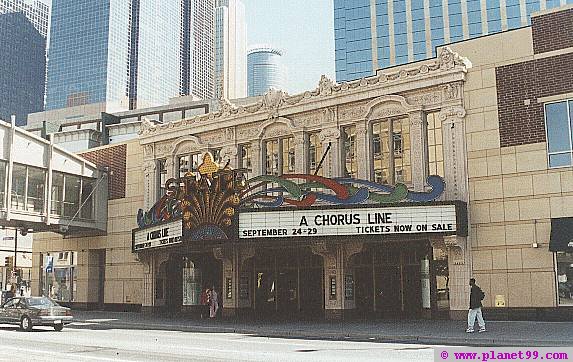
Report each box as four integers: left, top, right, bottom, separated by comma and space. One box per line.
467, 278, 486, 333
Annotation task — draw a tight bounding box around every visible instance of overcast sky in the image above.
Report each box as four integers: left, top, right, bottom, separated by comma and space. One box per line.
38, 0, 335, 94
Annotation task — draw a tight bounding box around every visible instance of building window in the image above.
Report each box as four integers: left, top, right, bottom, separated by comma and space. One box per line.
51, 173, 64, 215
63, 175, 80, 218
557, 252, 573, 306
239, 144, 252, 178
427, 112, 444, 177
371, 118, 411, 184
157, 159, 167, 198
309, 133, 323, 176
545, 100, 573, 168
264, 136, 294, 176
178, 153, 203, 178
342, 125, 357, 178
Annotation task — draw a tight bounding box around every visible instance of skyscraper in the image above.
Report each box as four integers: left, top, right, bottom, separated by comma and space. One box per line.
215, 0, 247, 100
45, 0, 214, 112
0, 0, 49, 37
247, 46, 283, 97
334, 0, 573, 82
0, 12, 46, 126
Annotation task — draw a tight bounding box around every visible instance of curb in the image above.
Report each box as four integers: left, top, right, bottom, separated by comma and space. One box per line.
69, 318, 568, 347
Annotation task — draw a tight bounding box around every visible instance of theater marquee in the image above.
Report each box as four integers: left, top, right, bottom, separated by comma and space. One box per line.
239, 204, 463, 239
133, 219, 183, 252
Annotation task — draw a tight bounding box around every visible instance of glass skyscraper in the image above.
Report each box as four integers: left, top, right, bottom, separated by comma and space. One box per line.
335, 0, 573, 82
247, 46, 283, 97
45, 0, 214, 112
0, 12, 46, 125
0, 0, 49, 37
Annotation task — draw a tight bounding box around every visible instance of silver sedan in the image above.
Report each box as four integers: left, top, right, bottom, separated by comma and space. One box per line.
0, 296, 73, 331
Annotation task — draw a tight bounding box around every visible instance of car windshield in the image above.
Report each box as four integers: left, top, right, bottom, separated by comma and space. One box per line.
26, 297, 59, 307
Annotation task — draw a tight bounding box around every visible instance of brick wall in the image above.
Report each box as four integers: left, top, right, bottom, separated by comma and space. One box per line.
81, 144, 126, 200
496, 52, 573, 148
532, 7, 573, 54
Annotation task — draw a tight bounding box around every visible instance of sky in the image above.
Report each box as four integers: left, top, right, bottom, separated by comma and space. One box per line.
38, 0, 335, 95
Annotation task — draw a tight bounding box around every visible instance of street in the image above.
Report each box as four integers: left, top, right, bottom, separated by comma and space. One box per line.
0, 322, 438, 362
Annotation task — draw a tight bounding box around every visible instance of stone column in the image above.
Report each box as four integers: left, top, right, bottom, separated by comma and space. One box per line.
250, 141, 263, 176
443, 235, 472, 320
214, 246, 237, 317
141, 252, 169, 313
238, 246, 255, 311
440, 106, 468, 201
293, 132, 307, 174
355, 120, 370, 180
409, 110, 427, 191
220, 144, 239, 169
318, 128, 341, 178
142, 160, 156, 210
342, 241, 364, 311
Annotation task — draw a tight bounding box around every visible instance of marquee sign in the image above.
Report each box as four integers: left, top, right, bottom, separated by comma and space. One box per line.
239, 204, 462, 239
133, 219, 183, 252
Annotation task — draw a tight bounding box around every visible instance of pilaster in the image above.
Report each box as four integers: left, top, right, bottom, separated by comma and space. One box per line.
293, 132, 307, 174
440, 106, 468, 201
142, 160, 156, 210
318, 128, 341, 178
219, 144, 239, 169
250, 141, 263, 176
443, 235, 472, 319
409, 111, 427, 191
355, 120, 370, 180
213, 246, 236, 316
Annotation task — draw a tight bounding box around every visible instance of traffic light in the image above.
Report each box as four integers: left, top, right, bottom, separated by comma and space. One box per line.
4, 256, 13, 270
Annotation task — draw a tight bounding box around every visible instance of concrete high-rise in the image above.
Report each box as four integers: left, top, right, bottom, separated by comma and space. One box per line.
247, 46, 283, 97
334, 0, 573, 82
214, 0, 246, 100
0, 0, 49, 37
45, 0, 214, 112
0, 12, 46, 125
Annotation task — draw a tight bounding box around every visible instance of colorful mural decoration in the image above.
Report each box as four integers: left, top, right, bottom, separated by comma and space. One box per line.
239, 174, 445, 208
137, 152, 446, 235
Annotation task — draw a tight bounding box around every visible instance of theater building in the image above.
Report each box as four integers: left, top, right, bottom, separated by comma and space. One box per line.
31, 6, 573, 320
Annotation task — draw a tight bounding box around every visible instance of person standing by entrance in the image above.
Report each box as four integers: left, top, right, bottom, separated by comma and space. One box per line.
467, 278, 486, 333
200, 287, 209, 319
209, 286, 219, 319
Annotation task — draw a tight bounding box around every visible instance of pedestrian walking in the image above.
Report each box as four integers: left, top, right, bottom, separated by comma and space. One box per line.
209, 286, 219, 319
466, 278, 486, 333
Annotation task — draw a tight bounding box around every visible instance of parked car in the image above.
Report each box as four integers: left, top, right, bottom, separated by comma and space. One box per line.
0, 296, 73, 331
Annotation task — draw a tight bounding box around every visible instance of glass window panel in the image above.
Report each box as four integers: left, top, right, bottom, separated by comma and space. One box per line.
282, 137, 295, 174
557, 252, 573, 306
80, 178, 95, 220
265, 140, 280, 175
372, 121, 390, 184
309, 133, 323, 176
51, 172, 64, 215
427, 112, 445, 177
549, 153, 572, 168
545, 102, 571, 153
178, 155, 190, 178
27, 167, 46, 213
11, 164, 26, 210
63, 175, 80, 218
393, 118, 411, 184
157, 159, 167, 198
343, 125, 357, 178
239, 144, 252, 179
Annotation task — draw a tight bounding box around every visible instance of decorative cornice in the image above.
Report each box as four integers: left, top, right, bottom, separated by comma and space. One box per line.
139, 47, 470, 137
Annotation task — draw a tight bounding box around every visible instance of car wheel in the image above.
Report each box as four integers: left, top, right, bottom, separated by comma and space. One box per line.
54, 323, 64, 332
20, 316, 32, 332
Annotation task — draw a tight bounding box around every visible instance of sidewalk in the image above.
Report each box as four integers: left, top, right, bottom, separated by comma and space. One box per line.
69, 310, 573, 347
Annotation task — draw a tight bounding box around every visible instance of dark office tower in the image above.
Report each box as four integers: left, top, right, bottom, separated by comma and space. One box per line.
0, 12, 46, 126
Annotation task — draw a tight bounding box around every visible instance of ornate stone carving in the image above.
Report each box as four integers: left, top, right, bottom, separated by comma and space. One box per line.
262, 88, 287, 119
225, 127, 235, 141
406, 91, 442, 106
293, 112, 322, 128
369, 106, 405, 120
155, 142, 171, 157
322, 107, 336, 125
343, 241, 364, 264
213, 246, 232, 264
310, 241, 337, 269
317, 75, 335, 96
218, 98, 236, 117
240, 246, 255, 267
409, 112, 424, 127
443, 83, 461, 100
338, 104, 367, 121
437, 47, 470, 70
143, 144, 154, 159
444, 235, 466, 265
139, 118, 156, 135
438, 106, 466, 122
237, 125, 260, 140
219, 145, 238, 163
319, 127, 341, 143
262, 123, 292, 139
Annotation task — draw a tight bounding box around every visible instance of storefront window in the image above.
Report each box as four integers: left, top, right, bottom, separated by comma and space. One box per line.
239, 144, 252, 178
427, 112, 444, 177
51, 172, 64, 215
371, 118, 411, 185
80, 178, 95, 219
308, 133, 323, 176
11, 164, 26, 210
43, 252, 77, 303
0, 160, 6, 209
26, 166, 46, 213
557, 252, 573, 305
433, 246, 450, 311
178, 153, 202, 178
342, 125, 357, 177
63, 174, 80, 217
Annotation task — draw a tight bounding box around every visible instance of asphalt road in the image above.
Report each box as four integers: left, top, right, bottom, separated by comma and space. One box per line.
0, 322, 440, 362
